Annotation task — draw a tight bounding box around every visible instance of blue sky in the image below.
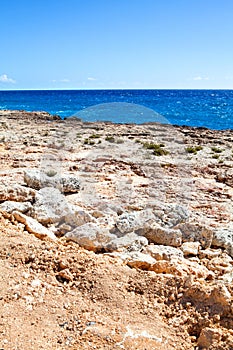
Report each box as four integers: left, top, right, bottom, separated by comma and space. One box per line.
1, 0, 233, 89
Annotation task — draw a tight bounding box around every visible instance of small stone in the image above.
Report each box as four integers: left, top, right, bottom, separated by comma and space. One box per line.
197, 327, 222, 349
181, 242, 200, 256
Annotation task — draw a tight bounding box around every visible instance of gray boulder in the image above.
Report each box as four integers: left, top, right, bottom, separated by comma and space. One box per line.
175, 222, 213, 248
212, 226, 233, 257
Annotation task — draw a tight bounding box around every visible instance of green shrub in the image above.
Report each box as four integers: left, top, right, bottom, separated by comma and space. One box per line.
185, 146, 203, 154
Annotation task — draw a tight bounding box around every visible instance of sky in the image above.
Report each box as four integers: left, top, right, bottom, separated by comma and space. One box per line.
1, 0, 233, 90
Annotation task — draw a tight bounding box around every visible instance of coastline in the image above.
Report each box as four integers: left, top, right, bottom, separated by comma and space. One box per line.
0, 110, 233, 349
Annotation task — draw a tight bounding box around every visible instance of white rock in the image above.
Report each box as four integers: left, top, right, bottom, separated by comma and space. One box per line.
0, 201, 32, 213
142, 222, 182, 247
24, 169, 80, 193
13, 211, 57, 241
212, 226, 233, 257
143, 244, 183, 260
181, 242, 200, 256
65, 223, 114, 252
105, 232, 148, 252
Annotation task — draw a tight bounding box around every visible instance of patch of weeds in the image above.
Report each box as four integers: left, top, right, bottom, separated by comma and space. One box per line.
143, 142, 169, 156
185, 146, 203, 154
116, 139, 124, 144
84, 138, 95, 145
105, 136, 115, 143
211, 147, 223, 153
212, 154, 220, 159
89, 134, 101, 139
218, 159, 224, 164
135, 139, 141, 143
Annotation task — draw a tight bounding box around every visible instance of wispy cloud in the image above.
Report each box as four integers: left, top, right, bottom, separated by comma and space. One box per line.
193, 76, 209, 81
51, 78, 70, 83
0, 74, 16, 83
87, 77, 97, 81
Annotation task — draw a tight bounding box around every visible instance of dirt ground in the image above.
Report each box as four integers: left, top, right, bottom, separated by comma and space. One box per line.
0, 213, 233, 350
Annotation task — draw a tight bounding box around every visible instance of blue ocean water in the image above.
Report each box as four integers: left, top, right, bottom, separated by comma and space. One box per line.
0, 89, 233, 130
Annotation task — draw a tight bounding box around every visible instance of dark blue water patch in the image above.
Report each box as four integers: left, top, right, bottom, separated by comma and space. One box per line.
0, 89, 233, 130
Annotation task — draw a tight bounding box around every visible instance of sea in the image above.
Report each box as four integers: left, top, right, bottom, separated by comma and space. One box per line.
0, 89, 233, 130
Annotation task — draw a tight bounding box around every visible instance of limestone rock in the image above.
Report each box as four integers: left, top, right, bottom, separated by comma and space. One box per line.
151, 257, 212, 278
181, 242, 200, 256
115, 212, 141, 234
141, 223, 182, 247
0, 201, 32, 214
0, 184, 35, 202
65, 223, 114, 252
143, 244, 183, 260
105, 232, 148, 252
13, 211, 57, 241
212, 226, 233, 257
32, 188, 70, 224
123, 252, 157, 270
24, 169, 80, 193
176, 222, 213, 248
152, 203, 189, 228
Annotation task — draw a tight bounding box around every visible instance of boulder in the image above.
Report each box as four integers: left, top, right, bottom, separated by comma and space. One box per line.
143, 244, 183, 260
115, 212, 141, 234
175, 222, 213, 248
65, 223, 114, 252
0, 201, 32, 214
32, 187, 92, 228
0, 184, 35, 202
13, 211, 57, 241
212, 226, 233, 257
140, 222, 182, 247
152, 203, 189, 228
24, 169, 80, 193
105, 232, 148, 252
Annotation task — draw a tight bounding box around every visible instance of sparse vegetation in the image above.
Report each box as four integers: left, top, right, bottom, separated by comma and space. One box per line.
89, 134, 101, 139
143, 142, 169, 156
212, 154, 220, 159
105, 136, 115, 143
185, 145, 203, 154
211, 147, 223, 153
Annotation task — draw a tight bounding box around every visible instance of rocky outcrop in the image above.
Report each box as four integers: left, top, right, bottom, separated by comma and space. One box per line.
24, 169, 80, 193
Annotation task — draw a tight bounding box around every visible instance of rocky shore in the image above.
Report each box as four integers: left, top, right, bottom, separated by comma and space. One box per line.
0, 110, 232, 349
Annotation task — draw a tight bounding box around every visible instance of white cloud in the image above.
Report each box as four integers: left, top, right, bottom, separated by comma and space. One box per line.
193, 76, 209, 81
87, 77, 97, 81
0, 74, 16, 83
